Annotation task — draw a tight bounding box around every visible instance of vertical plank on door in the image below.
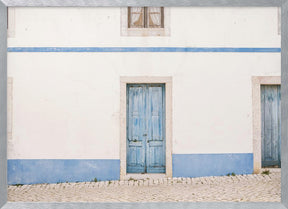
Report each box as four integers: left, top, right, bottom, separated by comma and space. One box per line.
127, 85, 146, 173
146, 85, 165, 173
261, 85, 281, 167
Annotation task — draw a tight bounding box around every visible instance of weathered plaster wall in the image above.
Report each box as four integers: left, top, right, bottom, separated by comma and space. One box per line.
6, 7, 281, 183
7, 52, 280, 159
8, 8, 280, 159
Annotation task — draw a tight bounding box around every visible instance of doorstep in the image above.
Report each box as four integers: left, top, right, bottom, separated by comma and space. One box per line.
124, 173, 166, 180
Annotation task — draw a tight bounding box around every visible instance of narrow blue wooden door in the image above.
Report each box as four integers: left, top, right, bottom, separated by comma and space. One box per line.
146, 85, 165, 173
127, 84, 165, 173
261, 85, 281, 167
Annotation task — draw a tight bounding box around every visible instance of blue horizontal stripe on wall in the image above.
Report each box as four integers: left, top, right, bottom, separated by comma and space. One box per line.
7, 47, 281, 53
7, 159, 120, 185
172, 153, 253, 178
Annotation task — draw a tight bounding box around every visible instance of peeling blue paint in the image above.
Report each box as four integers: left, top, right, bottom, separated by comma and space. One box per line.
7, 47, 281, 53
8, 159, 120, 185
172, 153, 253, 178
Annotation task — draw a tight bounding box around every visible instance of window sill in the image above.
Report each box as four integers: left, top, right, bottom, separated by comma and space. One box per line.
121, 28, 169, 36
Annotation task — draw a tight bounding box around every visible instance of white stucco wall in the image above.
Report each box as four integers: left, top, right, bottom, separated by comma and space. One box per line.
7, 7, 281, 159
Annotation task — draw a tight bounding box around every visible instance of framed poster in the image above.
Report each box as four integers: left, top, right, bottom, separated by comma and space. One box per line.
0, 1, 287, 209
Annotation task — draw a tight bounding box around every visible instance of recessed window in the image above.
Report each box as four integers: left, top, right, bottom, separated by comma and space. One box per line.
121, 7, 170, 36
128, 7, 164, 29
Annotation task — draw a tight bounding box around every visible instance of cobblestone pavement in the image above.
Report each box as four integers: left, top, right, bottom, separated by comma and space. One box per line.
8, 169, 280, 202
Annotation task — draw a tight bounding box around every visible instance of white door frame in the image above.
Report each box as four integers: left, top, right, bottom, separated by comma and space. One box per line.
120, 76, 172, 180
252, 76, 281, 174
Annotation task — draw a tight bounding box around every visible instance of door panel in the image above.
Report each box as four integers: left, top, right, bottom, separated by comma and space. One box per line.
127, 85, 146, 173
127, 84, 165, 173
261, 85, 281, 167
147, 86, 165, 173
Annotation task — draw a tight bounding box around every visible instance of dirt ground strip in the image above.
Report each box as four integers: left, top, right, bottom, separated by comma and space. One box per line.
8, 169, 280, 202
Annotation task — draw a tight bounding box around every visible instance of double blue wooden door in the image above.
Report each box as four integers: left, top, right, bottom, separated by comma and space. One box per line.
127, 84, 165, 173
261, 85, 281, 167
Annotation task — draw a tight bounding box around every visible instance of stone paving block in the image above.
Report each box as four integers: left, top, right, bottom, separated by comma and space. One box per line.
98, 181, 104, 188
154, 179, 159, 185
128, 180, 134, 186
138, 180, 144, 186
163, 178, 168, 184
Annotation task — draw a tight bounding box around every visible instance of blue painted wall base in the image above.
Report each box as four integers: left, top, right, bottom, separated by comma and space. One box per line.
172, 153, 253, 178
8, 159, 120, 185
8, 153, 253, 185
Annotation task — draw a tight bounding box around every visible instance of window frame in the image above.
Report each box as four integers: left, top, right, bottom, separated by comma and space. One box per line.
127, 7, 164, 29
121, 7, 170, 36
